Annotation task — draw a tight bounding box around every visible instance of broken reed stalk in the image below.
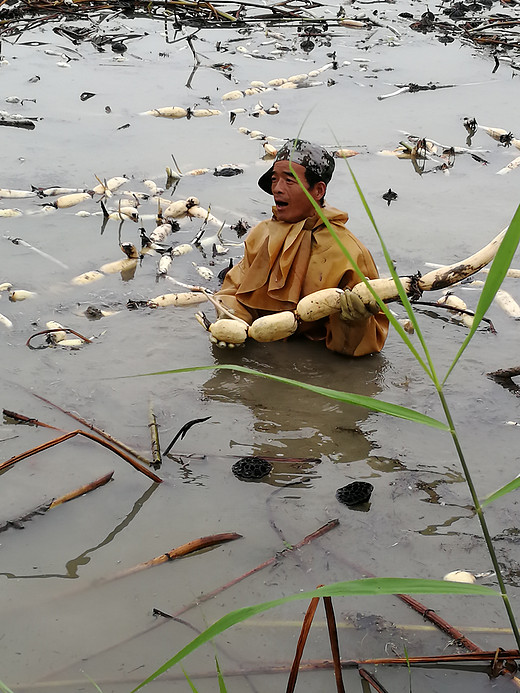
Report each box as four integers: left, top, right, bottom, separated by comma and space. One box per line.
31, 392, 154, 469
1, 472, 114, 532
2, 408, 65, 432
286, 595, 321, 693
396, 593, 482, 653
148, 401, 162, 468
358, 668, 390, 693
105, 532, 242, 582
49, 471, 114, 508
287, 591, 345, 693
0, 429, 163, 483
323, 597, 345, 693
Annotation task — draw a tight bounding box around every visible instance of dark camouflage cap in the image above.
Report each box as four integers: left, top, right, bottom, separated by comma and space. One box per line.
258, 139, 335, 194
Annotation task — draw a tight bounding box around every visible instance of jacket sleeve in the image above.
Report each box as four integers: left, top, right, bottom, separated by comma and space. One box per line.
214, 257, 255, 324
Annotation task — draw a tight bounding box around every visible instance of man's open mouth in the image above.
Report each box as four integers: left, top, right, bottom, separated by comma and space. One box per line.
275, 200, 288, 207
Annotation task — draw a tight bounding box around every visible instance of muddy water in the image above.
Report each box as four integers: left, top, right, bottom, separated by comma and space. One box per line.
1, 5, 520, 692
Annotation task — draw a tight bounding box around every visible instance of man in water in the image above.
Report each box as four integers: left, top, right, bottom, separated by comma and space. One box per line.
213, 139, 389, 356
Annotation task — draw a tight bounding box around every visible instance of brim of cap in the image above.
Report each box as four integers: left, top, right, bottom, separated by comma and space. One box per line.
258, 165, 275, 194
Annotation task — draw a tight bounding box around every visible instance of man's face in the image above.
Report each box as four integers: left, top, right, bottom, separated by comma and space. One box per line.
271, 161, 326, 223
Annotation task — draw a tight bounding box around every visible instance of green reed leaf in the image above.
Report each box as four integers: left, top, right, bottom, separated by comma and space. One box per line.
182, 668, 200, 693
444, 203, 520, 383
135, 364, 449, 431
481, 475, 520, 507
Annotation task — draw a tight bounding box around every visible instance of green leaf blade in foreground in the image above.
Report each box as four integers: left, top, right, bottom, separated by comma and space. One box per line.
130, 578, 498, 692
481, 475, 520, 507
134, 364, 449, 431
444, 202, 520, 383
344, 160, 439, 386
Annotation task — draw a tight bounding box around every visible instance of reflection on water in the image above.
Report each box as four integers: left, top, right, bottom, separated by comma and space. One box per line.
0, 482, 159, 580
202, 338, 388, 462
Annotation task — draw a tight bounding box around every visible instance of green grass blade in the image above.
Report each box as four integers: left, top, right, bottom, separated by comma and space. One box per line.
481, 475, 520, 507
0, 682, 15, 693
345, 161, 439, 386
182, 668, 200, 693
82, 674, 103, 693
215, 656, 228, 693
444, 203, 520, 383
133, 364, 449, 431
130, 578, 497, 692
403, 643, 413, 693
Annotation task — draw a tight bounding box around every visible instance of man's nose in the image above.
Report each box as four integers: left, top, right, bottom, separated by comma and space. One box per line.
271, 178, 284, 194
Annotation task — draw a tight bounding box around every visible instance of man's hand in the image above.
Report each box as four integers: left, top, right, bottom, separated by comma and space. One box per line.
339, 289, 379, 323
209, 334, 243, 349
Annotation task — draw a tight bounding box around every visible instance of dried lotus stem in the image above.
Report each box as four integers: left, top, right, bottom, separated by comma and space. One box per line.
104, 533, 242, 582
26, 328, 92, 348
31, 393, 154, 469
0, 429, 162, 483
49, 471, 114, 508
148, 402, 162, 469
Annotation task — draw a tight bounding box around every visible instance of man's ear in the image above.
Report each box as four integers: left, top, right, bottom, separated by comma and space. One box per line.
312, 181, 326, 202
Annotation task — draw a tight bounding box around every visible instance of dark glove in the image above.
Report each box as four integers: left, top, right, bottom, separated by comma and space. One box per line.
339, 289, 379, 323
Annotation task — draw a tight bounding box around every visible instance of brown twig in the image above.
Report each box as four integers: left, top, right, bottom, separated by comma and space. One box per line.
148, 401, 162, 469
288, 591, 345, 693
2, 408, 65, 432
0, 472, 114, 532
358, 668, 390, 693
323, 597, 345, 693
49, 471, 114, 507
286, 594, 321, 693
106, 533, 242, 582
395, 593, 481, 653
0, 429, 162, 483
31, 392, 154, 468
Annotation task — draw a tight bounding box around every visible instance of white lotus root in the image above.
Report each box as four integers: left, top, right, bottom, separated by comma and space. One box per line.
209, 319, 249, 344
443, 570, 476, 584
248, 311, 298, 342
201, 228, 507, 344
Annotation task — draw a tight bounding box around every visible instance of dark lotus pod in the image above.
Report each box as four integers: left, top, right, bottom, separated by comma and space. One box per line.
336, 481, 373, 506
232, 457, 273, 481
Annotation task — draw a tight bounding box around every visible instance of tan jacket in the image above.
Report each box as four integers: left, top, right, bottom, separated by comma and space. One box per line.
216, 205, 389, 356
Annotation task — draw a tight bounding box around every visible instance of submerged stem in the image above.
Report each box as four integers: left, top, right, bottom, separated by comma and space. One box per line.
437, 388, 520, 649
